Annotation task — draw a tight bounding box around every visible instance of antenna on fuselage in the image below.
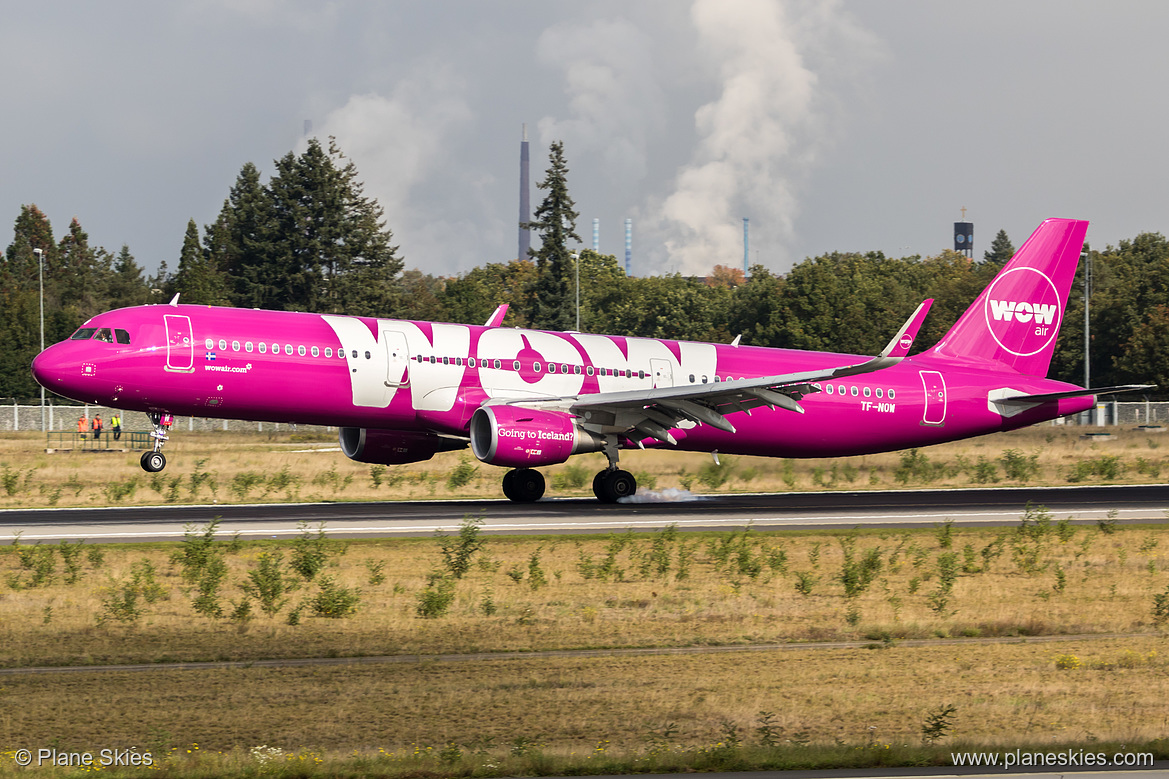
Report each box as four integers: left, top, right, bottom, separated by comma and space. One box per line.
168, 293, 180, 307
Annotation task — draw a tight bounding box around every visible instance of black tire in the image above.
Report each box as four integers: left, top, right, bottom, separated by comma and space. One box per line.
507, 468, 545, 502
598, 469, 637, 503
592, 470, 608, 500
140, 451, 166, 473
501, 469, 518, 502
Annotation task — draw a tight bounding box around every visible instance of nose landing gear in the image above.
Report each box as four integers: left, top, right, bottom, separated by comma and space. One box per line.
140, 412, 171, 473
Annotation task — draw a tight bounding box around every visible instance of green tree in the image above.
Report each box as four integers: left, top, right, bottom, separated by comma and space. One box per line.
725, 265, 785, 347
107, 245, 152, 309
526, 141, 580, 331
173, 219, 231, 305
982, 228, 1015, 267
209, 162, 275, 309
1116, 304, 1169, 391
396, 269, 447, 322
1056, 234, 1169, 387
440, 258, 538, 328
216, 138, 403, 315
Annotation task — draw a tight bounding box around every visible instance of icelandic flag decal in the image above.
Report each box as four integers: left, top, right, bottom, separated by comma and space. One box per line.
205, 352, 217, 361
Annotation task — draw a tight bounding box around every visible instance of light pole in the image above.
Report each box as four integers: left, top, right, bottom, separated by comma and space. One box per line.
33, 248, 44, 432
1083, 248, 1091, 423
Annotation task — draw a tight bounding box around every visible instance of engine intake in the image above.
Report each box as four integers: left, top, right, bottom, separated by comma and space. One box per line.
339, 427, 466, 465
470, 406, 603, 468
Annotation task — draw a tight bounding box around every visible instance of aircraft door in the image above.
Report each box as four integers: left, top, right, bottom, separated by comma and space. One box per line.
383, 330, 411, 389
650, 358, 674, 388
164, 315, 194, 373
919, 370, 947, 426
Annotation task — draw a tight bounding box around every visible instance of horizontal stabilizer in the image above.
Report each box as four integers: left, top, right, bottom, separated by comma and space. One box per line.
997, 384, 1156, 405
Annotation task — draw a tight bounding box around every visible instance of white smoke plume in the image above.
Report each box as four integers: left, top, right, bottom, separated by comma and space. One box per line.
643, 0, 877, 274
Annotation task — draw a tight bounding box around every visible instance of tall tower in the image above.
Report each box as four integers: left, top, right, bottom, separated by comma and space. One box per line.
518, 125, 531, 261
743, 217, 750, 277
624, 219, 633, 276
954, 206, 973, 259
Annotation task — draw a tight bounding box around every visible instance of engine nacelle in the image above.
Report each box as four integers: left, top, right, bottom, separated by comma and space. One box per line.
469, 405, 604, 468
339, 427, 466, 465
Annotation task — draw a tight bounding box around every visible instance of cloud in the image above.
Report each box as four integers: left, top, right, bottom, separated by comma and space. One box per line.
534, 17, 665, 190
316, 62, 479, 272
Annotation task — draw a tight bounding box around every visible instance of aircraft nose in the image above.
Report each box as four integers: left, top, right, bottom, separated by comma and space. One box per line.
31, 346, 65, 390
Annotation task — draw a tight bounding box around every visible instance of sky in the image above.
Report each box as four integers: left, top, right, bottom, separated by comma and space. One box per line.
3, 1, 1168, 280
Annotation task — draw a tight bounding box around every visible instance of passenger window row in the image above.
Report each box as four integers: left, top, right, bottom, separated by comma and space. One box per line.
820, 383, 896, 400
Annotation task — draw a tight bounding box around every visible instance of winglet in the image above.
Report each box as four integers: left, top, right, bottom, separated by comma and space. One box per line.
484, 304, 509, 328
168, 293, 180, 307
832, 299, 933, 378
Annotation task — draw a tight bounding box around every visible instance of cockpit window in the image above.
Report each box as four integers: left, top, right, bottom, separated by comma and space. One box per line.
115, 329, 131, 345
70, 328, 97, 340
94, 328, 113, 343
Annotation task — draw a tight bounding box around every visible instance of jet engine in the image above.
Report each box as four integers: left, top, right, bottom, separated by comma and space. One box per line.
339, 427, 466, 465
469, 405, 604, 468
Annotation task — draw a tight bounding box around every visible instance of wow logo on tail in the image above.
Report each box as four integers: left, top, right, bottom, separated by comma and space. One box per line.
984, 266, 1062, 357
928, 218, 1087, 377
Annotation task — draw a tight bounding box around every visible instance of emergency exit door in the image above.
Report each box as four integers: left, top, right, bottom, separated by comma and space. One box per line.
920, 370, 947, 426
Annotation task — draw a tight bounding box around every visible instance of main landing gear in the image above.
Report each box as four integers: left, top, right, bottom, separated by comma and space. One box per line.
592, 468, 637, 503
502, 468, 546, 502
140, 413, 170, 473
499, 436, 638, 504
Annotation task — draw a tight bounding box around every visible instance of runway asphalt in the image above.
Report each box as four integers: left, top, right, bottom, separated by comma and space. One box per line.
1, 483, 1166, 543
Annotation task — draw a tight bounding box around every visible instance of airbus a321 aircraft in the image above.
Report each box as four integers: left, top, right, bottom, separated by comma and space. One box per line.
31, 218, 1150, 503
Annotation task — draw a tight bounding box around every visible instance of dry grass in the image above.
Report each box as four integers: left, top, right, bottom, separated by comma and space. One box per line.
2, 427, 1169, 769
0, 425, 1166, 508
0, 637, 1166, 754
2, 517, 1169, 767
2, 518, 1168, 669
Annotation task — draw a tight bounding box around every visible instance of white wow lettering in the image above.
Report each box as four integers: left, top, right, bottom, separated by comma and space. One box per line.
989, 300, 1057, 325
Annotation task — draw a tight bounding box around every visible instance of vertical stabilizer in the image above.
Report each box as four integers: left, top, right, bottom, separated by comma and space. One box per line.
927, 218, 1087, 377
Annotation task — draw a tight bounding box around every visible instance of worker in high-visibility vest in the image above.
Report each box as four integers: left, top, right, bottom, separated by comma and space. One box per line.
111, 413, 122, 441
77, 413, 88, 440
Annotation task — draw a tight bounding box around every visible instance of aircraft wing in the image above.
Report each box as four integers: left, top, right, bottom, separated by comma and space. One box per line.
490, 299, 933, 445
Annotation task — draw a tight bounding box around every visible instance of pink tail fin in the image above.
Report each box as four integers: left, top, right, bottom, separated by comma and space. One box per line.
927, 218, 1088, 377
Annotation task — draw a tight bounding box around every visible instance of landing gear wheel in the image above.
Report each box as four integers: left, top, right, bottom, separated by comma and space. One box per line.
503, 468, 545, 503
594, 469, 637, 503
502, 469, 518, 501
502, 468, 545, 502
140, 450, 166, 473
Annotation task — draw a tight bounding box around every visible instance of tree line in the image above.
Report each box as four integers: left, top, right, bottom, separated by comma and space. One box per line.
1, 139, 1165, 401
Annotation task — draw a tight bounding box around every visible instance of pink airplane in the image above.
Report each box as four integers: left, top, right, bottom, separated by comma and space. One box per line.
31, 218, 1150, 503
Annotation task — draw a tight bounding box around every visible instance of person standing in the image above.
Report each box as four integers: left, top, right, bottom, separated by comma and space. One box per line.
77, 413, 88, 440
92, 414, 103, 443
111, 413, 122, 441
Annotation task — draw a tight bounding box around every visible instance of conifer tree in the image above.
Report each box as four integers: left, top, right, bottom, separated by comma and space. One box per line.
173, 219, 230, 305
527, 141, 580, 331
983, 229, 1015, 267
